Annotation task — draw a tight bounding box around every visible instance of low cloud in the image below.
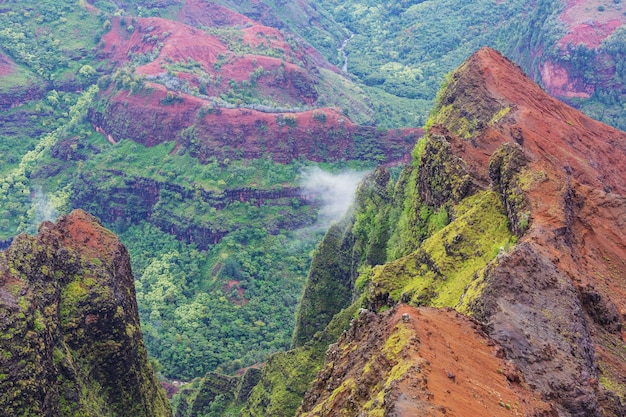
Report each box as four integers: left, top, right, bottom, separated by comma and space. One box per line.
30, 189, 58, 231
300, 166, 368, 229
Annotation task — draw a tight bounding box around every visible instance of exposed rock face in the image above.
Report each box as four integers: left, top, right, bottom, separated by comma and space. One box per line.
0, 210, 171, 417
70, 170, 312, 249
298, 305, 555, 417
431, 47, 626, 416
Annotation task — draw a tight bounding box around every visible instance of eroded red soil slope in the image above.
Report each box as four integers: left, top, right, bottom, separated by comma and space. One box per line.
299, 305, 555, 416
89, 84, 419, 163
99, 10, 322, 105
92, 7, 413, 163
559, 0, 626, 48
0, 52, 15, 77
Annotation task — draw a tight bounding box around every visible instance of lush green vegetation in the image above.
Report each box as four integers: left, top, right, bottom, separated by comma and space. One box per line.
364, 190, 514, 308
0, 92, 345, 381
4, 2, 626, 413
211, 0, 540, 128
0, 0, 106, 83
291, 218, 353, 348
214, 0, 626, 132
239, 298, 361, 417
0, 0, 379, 383
172, 368, 260, 417
120, 221, 319, 379
0, 86, 99, 239
11, 117, 370, 381
315, 0, 557, 127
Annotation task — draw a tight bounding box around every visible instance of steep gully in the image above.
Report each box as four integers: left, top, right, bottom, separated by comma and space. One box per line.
339, 32, 354, 73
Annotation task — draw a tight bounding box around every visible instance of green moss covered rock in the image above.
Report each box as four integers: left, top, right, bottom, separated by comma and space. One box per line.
0, 210, 171, 417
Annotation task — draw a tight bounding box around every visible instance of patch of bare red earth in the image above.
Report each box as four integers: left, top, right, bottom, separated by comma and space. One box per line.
560, 0, 626, 48
0, 52, 15, 77
177, 0, 314, 64
100, 4, 328, 97
541, 0, 626, 97
222, 280, 248, 305
300, 306, 554, 416
95, 14, 370, 157
101, 16, 227, 77
394, 307, 554, 416
53, 209, 122, 260
99, 0, 339, 108
94, 18, 420, 162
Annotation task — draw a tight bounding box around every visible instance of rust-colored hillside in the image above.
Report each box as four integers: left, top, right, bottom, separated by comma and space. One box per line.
299, 305, 555, 416
437, 47, 626, 415
89, 0, 418, 163
284, 47, 626, 417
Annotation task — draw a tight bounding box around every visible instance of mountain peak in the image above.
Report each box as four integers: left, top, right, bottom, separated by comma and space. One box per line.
39, 209, 121, 259
390, 47, 626, 415
0, 211, 171, 416
431, 47, 626, 195
284, 47, 626, 416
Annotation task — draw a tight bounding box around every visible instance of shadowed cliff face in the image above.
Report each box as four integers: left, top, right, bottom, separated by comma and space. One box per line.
0, 210, 171, 417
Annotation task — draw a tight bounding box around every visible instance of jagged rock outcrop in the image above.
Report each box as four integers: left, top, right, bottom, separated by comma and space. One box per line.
325, 46, 626, 416
0, 210, 171, 417
426, 47, 626, 416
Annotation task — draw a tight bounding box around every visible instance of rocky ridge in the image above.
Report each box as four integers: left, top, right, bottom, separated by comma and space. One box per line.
0, 210, 171, 417
240, 47, 626, 416
298, 305, 554, 416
